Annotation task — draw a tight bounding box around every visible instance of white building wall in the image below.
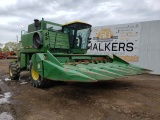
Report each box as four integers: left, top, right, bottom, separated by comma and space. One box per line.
130, 20, 160, 74
89, 20, 160, 75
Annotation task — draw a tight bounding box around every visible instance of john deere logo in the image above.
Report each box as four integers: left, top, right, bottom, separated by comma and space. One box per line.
97, 29, 113, 39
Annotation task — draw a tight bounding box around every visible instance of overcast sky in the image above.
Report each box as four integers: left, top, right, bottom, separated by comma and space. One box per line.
0, 0, 160, 43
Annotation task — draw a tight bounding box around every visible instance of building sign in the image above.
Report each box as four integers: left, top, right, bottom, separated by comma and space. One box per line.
87, 22, 141, 62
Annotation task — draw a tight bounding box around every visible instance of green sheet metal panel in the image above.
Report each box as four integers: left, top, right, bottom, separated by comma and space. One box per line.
21, 32, 35, 47
20, 54, 26, 68
32, 51, 149, 82
49, 32, 69, 49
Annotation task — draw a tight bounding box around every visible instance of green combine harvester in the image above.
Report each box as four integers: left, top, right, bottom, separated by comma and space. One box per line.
9, 18, 149, 87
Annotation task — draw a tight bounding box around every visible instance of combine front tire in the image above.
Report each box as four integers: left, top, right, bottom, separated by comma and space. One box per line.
9, 62, 20, 80
29, 61, 51, 88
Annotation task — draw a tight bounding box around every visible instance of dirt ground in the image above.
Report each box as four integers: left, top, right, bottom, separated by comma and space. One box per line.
0, 59, 160, 120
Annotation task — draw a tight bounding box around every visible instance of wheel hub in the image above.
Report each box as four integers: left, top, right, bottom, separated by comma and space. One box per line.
31, 66, 39, 80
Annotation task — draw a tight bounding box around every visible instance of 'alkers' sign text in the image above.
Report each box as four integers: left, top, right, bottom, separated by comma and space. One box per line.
87, 22, 141, 62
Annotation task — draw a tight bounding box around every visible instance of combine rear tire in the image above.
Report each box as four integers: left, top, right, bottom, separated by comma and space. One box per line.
29, 61, 52, 88
9, 62, 20, 80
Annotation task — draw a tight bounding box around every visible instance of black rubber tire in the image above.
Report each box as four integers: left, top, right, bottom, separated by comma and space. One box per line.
29, 61, 53, 88
9, 61, 20, 80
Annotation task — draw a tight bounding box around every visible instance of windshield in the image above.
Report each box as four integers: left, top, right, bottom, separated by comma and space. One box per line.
63, 27, 91, 49
46, 23, 62, 31
75, 28, 90, 49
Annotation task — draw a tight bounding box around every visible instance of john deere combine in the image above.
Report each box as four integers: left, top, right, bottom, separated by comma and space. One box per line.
9, 18, 149, 87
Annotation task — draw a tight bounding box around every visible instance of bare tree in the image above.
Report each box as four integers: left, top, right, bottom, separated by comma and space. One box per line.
3, 42, 17, 52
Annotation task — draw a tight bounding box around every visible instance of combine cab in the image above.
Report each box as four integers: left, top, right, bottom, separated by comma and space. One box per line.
9, 18, 150, 87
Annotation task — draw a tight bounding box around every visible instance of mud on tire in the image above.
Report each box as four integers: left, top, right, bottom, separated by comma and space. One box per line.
9, 61, 20, 80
